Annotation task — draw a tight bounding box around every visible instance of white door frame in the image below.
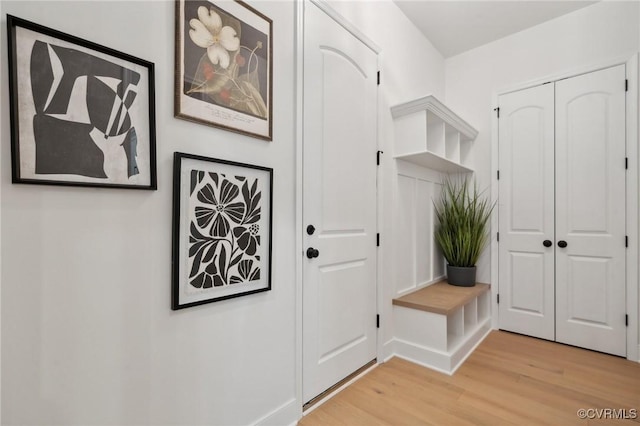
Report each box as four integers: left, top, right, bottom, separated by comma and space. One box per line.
491, 53, 639, 362
294, 0, 382, 416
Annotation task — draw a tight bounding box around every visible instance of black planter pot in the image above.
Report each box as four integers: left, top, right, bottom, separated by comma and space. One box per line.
446, 265, 476, 287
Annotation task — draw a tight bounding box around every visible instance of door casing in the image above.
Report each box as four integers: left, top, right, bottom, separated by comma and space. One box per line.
491, 53, 639, 362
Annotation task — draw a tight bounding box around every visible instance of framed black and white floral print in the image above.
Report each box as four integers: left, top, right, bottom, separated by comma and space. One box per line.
172, 152, 272, 309
7, 15, 157, 189
175, 0, 273, 141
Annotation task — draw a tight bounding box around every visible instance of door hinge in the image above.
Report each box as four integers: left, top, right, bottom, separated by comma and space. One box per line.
377, 150, 384, 165
497, 294, 500, 304
497, 170, 500, 180
625, 157, 628, 170
377, 233, 380, 247
625, 79, 628, 92
377, 71, 380, 85
497, 232, 499, 242
376, 314, 380, 328
625, 236, 628, 248
494, 107, 500, 118
625, 314, 629, 327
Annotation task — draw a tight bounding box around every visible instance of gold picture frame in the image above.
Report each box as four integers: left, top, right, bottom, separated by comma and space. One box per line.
175, 0, 273, 141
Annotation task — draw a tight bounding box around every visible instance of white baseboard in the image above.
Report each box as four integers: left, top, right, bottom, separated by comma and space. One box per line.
382, 339, 395, 362
393, 340, 454, 375
392, 323, 491, 375
449, 325, 492, 373
253, 397, 299, 426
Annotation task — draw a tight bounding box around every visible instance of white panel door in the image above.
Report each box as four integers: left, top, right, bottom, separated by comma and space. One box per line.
498, 84, 555, 340
302, 3, 378, 403
555, 65, 627, 356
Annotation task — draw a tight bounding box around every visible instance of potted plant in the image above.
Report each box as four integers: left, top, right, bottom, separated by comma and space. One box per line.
434, 177, 494, 287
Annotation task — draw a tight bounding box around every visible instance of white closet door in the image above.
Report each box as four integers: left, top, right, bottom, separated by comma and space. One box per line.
302, 2, 378, 403
498, 84, 555, 340
555, 65, 627, 357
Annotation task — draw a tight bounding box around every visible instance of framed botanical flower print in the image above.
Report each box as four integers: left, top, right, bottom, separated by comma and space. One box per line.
172, 152, 272, 309
175, 0, 273, 140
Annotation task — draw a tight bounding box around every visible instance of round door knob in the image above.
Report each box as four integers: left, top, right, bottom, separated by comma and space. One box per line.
558, 240, 568, 248
306, 247, 320, 259
306, 225, 316, 235
543, 240, 552, 247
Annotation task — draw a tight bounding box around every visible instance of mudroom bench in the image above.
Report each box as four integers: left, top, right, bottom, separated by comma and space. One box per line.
391, 280, 491, 374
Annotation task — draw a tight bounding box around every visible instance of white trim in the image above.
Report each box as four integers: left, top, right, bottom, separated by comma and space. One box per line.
490, 91, 499, 330
495, 52, 638, 96
625, 54, 639, 362
391, 323, 491, 375
390, 95, 479, 140
394, 152, 473, 174
294, 0, 305, 419
0, 9, 3, 418
309, 0, 381, 54
375, 54, 384, 369
253, 398, 299, 426
382, 339, 395, 363
491, 53, 640, 361
396, 159, 443, 184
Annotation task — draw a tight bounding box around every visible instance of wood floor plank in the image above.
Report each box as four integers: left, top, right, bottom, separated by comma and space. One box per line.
299, 331, 640, 425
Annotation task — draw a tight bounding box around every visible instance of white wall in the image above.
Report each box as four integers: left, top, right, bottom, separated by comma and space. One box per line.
325, 0, 446, 360
1, 1, 298, 425
445, 1, 640, 357
327, 0, 445, 104
6, 0, 635, 423
445, 1, 640, 285
0, 0, 447, 423
0, 0, 446, 423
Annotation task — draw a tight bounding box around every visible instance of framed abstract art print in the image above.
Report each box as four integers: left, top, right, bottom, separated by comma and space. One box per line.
7, 15, 157, 190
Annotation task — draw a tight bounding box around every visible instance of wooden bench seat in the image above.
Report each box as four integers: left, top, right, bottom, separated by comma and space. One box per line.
393, 280, 490, 315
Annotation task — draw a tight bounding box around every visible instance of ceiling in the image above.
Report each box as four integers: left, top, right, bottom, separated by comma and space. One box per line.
394, 1, 598, 58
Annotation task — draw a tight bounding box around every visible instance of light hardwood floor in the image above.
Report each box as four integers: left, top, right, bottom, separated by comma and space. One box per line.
299, 331, 640, 425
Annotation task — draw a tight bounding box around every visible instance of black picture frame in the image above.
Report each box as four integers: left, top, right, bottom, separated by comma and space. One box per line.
172, 152, 273, 309
7, 15, 157, 190
174, 0, 273, 141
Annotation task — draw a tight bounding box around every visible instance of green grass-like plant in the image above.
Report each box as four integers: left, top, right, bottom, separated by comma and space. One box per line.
434, 177, 494, 267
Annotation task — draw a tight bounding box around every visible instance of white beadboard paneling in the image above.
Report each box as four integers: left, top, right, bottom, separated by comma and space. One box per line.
395, 174, 416, 294
415, 179, 433, 285
432, 181, 445, 279
395, 161, 445, 296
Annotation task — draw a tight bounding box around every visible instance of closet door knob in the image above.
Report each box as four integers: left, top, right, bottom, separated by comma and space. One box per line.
543, 240, 552, 247
558, 240, 568, 248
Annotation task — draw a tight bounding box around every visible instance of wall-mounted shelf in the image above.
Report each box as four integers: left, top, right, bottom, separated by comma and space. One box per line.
394, 151, 473, 173
391, 95, 478, 173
